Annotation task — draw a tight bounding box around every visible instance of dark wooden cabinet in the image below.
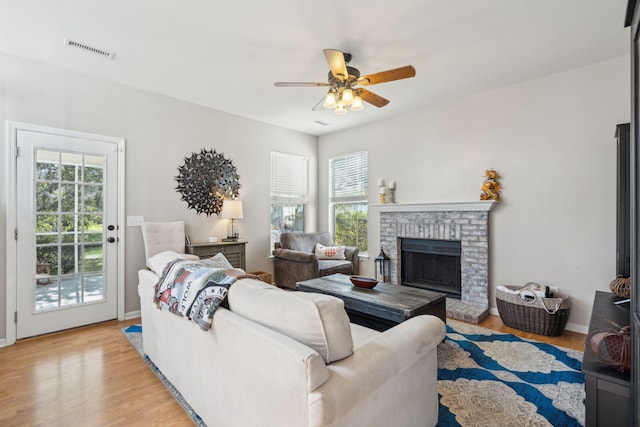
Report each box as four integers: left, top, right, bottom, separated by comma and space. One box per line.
627, 2, 640, 424
185, 241, 247, 270
582, 291, 631, 426
617, 123, 631, 278
624, 0, 640, 426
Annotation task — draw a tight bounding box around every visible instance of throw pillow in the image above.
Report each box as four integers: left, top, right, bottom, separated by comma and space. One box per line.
146, 251, 199, 275
147, 250, 186, 275
201, 252, 236, 270
315, 243, 346, 260
228, 279, 354, 363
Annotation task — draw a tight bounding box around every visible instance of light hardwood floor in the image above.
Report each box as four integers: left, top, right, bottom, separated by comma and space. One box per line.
0, 315, 585, 426
0, 318, 191, 426
477, 313, 586, 352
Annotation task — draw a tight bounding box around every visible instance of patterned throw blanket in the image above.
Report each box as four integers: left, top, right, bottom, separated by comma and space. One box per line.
153, 259, 255, 331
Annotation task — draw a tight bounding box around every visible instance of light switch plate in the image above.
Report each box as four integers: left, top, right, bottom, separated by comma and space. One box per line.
127, 215, 144, 227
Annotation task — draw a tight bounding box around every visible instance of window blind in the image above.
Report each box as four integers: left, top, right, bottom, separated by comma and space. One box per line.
329, 151, 368, 202
271, 152, 308, 203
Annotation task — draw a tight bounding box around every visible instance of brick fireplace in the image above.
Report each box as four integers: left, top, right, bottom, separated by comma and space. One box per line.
378, 201, 496, 323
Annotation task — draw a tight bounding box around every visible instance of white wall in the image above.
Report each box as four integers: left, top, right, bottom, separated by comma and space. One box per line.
0, 53, 318, 338
318, 55, 630, 331
0, 51, 629, 337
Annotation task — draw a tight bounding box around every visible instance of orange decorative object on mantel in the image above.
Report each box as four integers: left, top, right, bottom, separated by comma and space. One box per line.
480, 169, 501, 201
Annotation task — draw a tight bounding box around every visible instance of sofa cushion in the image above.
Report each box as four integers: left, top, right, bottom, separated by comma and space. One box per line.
227, 279, 353, 363
318, 260, 354, 276
279, 232, 335, 253
314, 243, 346, 260
350, 323, 380, 348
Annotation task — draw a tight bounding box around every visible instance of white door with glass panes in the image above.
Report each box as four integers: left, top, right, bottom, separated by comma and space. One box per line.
14, 127, 121, 339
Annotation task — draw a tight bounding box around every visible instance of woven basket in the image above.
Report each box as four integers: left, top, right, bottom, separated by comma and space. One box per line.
250, 270, 273, 285
609, 275, 631, 298
496, 285, 570, 336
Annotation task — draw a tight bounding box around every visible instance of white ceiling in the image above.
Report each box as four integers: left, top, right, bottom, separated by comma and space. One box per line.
0, 0, 630, 136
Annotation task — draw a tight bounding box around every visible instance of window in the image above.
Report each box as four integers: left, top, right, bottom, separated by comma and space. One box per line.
270, 152, 308, 250
329, 151, 368, 253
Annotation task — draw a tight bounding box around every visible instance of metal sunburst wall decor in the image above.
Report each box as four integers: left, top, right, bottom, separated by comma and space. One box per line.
175, 148, 241, 216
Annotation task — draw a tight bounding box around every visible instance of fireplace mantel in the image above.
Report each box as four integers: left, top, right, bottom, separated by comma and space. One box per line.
373, 200, 497, 213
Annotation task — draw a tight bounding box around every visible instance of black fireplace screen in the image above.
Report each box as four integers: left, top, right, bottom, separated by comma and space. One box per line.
401, 238, 461, 298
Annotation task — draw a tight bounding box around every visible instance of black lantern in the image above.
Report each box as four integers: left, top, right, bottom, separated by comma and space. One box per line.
374, 248, 391, 282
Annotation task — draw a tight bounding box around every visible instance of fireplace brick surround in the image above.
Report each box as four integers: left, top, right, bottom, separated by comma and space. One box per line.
378, 201, 496, 323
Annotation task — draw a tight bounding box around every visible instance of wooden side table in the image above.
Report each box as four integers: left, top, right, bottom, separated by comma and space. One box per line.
185, 241, 247, 270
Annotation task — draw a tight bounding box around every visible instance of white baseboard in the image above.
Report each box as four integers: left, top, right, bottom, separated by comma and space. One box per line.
488, 307, 587, 334
0, 338, 6, 348
564, 322, 588, 335
125, 310, 141, 320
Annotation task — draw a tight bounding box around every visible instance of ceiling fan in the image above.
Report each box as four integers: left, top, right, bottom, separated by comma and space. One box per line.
274, 49, 416, 114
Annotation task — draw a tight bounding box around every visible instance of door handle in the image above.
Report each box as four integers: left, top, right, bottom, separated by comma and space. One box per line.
107, 237, 116, 243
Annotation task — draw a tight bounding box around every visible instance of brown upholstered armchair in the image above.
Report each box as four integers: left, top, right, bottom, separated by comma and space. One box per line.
272, 232, 359, 289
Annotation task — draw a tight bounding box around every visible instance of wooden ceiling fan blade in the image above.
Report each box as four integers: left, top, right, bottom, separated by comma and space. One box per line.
358, 88, 390, 108
274, 82, 329, 87
323, 49, 348, 81
357, 65, 416, 86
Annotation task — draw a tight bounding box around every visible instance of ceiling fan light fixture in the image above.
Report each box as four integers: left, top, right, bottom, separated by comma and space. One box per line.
274, 49, 415, 114
323, 91, 337, 109
342, 88, 354, 105
351, 95, 364, 111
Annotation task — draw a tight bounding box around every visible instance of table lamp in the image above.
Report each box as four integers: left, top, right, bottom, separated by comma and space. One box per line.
221, 200, 243, 242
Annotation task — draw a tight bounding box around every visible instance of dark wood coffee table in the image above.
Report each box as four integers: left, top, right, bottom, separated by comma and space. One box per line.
296, 273, 446, 331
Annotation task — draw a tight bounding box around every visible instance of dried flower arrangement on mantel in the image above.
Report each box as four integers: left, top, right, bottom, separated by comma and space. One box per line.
480, 169, 501, 201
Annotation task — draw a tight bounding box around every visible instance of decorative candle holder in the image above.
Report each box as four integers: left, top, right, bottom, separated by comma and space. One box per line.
387, 180, 396, 203
378, 182, 386, 204
388, 188, 396, 204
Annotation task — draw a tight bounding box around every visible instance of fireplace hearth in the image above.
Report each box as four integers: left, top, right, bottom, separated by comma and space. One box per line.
401, 238, 462, 298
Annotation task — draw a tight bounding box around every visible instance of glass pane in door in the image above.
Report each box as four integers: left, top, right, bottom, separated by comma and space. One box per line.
34, 149, 106, 312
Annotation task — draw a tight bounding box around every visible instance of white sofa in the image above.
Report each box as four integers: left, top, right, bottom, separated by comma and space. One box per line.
138, 269, 446, 427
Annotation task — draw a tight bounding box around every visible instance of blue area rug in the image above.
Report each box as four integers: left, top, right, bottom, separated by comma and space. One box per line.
438, 320, 585, 426
123, 321, 585, 427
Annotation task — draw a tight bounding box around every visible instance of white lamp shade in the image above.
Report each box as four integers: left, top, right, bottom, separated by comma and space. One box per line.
334, 103, 347, 114
220, 200, 244, 219
350, 95, 364, 111
342, 88, 354, 105
323, 91, 336, 109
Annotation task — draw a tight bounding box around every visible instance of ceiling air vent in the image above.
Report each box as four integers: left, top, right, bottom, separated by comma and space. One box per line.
64, 37, 115, 59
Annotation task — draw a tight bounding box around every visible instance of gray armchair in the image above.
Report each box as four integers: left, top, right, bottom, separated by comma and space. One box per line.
272, 232, 359, 289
